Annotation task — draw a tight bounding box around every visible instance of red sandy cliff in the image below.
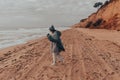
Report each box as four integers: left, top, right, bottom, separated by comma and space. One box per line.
74, 0, 120, 30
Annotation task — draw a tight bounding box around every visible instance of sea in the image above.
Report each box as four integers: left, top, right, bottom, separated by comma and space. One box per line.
0, 27, 69, 49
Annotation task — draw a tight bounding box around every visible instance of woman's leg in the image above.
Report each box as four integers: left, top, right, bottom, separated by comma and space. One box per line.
57, 54, 64, 63
52, 53, 57, 65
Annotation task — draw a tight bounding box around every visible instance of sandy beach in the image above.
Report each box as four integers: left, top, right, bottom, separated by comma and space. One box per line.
0, 0, 120, 80
0, 28, 120, 80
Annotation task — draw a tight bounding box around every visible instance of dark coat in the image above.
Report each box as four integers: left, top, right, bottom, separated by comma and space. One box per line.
47, 30, 65, 53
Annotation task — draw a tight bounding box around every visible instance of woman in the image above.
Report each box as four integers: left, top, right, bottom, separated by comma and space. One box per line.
47, 25, 65, 65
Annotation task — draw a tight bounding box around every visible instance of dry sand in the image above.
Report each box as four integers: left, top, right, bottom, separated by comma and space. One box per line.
0, 28, 120, 80
77, 28, 120, 45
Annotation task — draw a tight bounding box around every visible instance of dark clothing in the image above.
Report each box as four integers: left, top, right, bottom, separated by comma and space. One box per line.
47, 30, 65, 53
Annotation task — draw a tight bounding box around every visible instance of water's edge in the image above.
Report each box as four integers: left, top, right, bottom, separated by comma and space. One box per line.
0, 27, 69, 50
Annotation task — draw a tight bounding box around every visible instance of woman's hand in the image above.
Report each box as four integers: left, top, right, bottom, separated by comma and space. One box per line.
47, 33, 50, 37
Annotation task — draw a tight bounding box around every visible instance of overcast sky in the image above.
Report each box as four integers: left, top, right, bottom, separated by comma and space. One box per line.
0, 0, 106, 29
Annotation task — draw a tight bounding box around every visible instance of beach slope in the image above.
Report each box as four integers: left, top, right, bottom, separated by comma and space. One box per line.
0, 28, 120, 80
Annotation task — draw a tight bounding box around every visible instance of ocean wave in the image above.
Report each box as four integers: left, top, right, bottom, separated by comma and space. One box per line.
0, 27, 69, 49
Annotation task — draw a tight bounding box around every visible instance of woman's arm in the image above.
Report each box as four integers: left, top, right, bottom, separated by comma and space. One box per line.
47, 34, 57, 42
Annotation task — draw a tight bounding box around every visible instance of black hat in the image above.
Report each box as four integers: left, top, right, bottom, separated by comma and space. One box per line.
49, 25, 56, 31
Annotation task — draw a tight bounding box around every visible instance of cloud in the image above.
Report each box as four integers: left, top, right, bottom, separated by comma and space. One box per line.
27, 0, 37, 2
0, 0, 107, 28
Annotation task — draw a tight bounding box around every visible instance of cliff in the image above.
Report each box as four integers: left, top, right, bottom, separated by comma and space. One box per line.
73, 0, 120, 30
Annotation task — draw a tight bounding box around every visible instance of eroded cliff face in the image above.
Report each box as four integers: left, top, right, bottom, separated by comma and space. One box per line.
74, 0, 120, 30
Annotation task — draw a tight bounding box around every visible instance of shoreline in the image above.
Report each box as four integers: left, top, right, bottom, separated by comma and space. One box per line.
0, 28, 120, 53
0, 28, 70, 55
0, 27, 70, 51
0, 36, 46, 55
